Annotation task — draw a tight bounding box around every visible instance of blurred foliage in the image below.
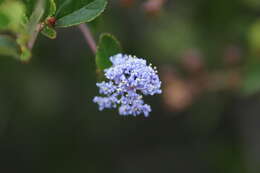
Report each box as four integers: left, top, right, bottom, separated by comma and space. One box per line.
0, 0, 108, 61
0, 0, 25, 32
1, 0, 260, 173
248, 20, 260, 55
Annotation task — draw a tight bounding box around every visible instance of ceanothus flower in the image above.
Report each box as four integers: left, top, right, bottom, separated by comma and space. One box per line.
93, 54, 162, 117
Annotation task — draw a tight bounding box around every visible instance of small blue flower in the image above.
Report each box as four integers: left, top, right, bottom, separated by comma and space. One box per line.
93, 54, 162, 117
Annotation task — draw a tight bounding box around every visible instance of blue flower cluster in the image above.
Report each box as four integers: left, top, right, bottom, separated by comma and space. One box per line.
93, 54, 162, 117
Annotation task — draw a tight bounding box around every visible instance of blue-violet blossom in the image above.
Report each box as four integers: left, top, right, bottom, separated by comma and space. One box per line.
93, 54, 162, 117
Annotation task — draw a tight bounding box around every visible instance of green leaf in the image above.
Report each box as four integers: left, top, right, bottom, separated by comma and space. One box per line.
0, 35, 20, 58
48, 0, 56, 16
55, 0, 94, 19
41, 26, 57, 39
55, 0, 107, 27
95, 33, 122, 70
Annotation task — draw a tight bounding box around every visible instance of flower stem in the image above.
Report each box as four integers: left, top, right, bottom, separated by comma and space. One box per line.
78, 24, 97, 54
28, 24, 42, 50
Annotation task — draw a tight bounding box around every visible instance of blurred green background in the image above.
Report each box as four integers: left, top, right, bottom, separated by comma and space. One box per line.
1, 0, 260, 172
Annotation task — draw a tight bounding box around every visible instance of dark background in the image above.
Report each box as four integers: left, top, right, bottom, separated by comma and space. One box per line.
1, 0, 260, 172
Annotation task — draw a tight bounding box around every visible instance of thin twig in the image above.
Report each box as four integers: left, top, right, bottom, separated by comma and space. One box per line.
78, 24, 97, 54
28, 24, 42, 50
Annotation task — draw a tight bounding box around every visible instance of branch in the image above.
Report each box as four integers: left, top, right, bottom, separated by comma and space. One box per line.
28, 24, 42, 50
78, 24, 97, 54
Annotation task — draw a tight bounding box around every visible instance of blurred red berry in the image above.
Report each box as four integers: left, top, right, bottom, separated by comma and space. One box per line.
46, 17, 56, 27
